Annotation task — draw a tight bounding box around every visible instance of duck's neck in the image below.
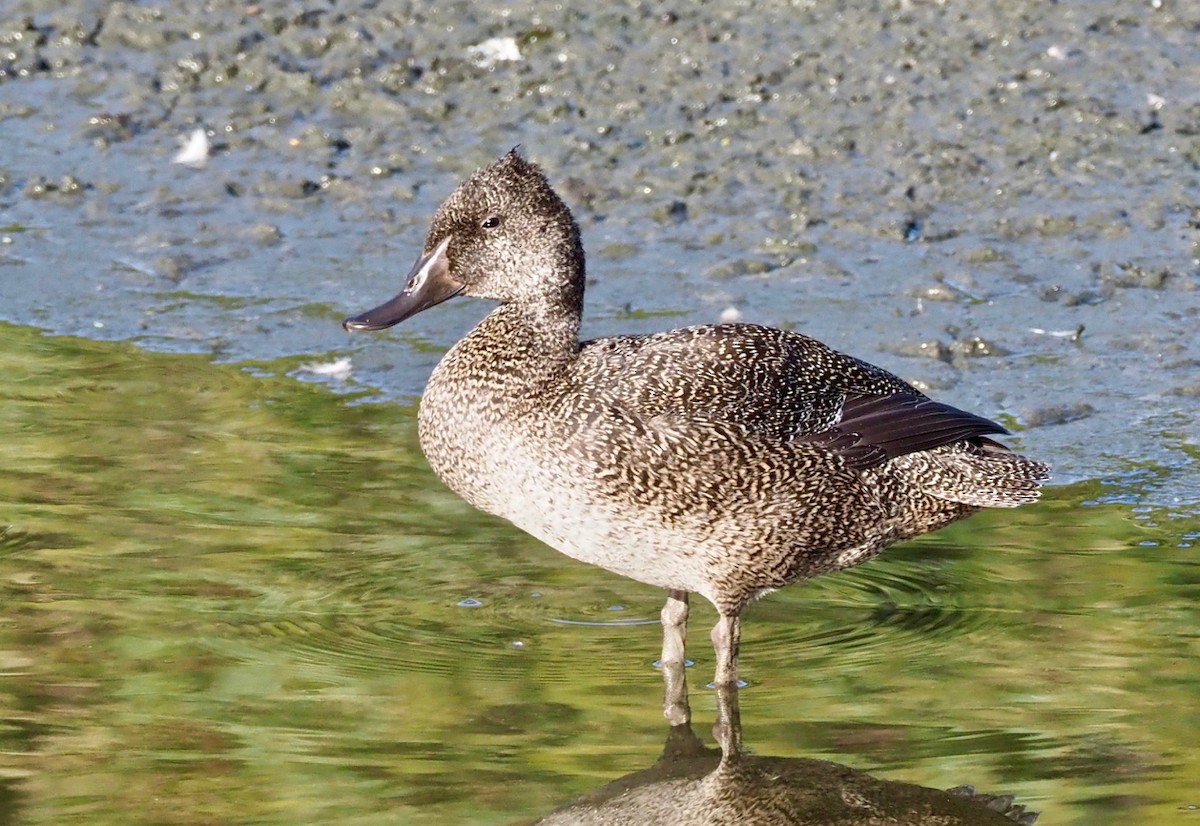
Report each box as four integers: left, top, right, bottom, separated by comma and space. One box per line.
444, 288, 583, 390
505, 226, 585, 361
487, 298, 580, 360
516, 281, 583, 355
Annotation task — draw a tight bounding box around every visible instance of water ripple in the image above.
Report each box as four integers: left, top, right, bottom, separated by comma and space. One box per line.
745, 552, 1011, 674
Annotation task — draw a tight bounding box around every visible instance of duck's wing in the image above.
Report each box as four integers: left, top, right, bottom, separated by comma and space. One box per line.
800, 393, 1010, 470
575, 323, 1008, 470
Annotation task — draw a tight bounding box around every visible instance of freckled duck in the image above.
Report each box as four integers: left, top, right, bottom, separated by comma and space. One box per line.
343, 149, 1049, 691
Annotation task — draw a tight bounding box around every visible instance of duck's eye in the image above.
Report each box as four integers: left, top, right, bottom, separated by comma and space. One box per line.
481, 215, 503, 230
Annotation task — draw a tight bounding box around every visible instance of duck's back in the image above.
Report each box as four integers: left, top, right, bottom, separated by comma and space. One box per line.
572, 323, 916, 442
567, 323, 1032, 471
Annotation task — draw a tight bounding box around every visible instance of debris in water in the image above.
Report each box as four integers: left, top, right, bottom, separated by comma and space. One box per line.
467, 37, 522, 69
298, 357, 352, 381
1029, 325, 1085, 342
172, 128, 210, 169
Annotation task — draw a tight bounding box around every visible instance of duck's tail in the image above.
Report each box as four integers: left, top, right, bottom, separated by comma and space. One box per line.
892, 437, 1050, 508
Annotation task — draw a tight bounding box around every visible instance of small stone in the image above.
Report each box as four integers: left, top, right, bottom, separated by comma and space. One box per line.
891, 339, 952, 363
242, 223, 283, 246
949, 336, 1008, 359
1021, 403, 1095, 427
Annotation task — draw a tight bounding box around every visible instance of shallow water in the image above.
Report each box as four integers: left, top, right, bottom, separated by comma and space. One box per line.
1, 324, 1198, 824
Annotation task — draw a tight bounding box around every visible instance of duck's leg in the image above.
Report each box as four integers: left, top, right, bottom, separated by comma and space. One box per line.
710, 612, 741, 688
660, 590, 689, 664
660, 590, 690, 725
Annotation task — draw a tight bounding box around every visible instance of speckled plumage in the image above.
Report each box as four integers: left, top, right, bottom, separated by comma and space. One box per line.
344, 149, 1049, 690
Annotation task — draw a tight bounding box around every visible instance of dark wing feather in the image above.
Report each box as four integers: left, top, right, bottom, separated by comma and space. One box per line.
803, 393, 1009, 470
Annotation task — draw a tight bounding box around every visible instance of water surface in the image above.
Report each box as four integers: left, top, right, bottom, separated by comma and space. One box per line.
1, 324, 1197, 824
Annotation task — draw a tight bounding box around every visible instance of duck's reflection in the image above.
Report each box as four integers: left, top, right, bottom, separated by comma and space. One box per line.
531, 662, 1037, 825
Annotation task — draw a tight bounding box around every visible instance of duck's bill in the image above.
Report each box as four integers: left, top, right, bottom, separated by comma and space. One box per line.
343, 236, 461, 331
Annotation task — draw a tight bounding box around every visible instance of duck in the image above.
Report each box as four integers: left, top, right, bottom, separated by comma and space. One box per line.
343, 149, 1049, 693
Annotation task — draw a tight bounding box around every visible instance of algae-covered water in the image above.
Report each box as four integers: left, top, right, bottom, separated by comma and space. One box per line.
2, 0, 1199, 823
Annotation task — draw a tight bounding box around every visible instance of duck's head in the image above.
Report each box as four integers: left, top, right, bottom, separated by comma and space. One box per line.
343, 149, 584, 332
